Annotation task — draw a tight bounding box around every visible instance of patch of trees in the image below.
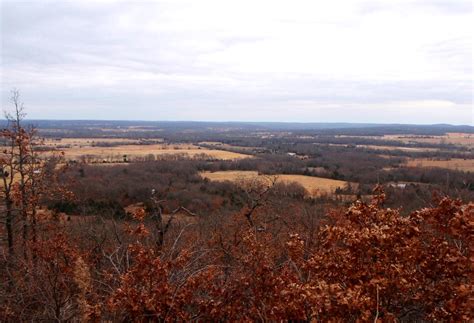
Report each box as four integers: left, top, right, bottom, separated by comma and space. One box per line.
51, 159, 313, 219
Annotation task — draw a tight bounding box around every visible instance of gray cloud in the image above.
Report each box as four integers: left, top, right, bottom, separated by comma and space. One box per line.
1, 0, 472, 124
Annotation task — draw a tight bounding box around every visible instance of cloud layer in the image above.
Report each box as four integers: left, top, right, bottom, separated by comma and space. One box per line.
1, 0, 472, 124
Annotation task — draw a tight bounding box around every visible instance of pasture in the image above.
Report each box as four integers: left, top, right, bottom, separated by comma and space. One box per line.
39, 140, 252, 161
383, 133, 474, 148
200, 170, 352, 196
405, 158, 474, 172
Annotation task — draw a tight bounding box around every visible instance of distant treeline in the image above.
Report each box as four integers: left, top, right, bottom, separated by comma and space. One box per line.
2, 119, 472, 137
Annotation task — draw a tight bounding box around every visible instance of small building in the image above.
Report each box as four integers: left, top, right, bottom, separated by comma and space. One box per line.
387, 182, 407, 189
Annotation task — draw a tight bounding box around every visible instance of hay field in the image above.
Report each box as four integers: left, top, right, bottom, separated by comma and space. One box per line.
200, 171, 351, 196
36, 139, 251, 161
405, 158, 474, 172
356, 145, 439, 152
43, 138, 149, 146
199, 141, 259, 151
383, 133, 474, 147
48, 144, 251, 161
336, 133, 474, 148
320, 142, 439, 152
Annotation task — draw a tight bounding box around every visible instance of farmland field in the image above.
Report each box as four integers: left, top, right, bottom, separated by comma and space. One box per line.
40, 141, 252, 161
314, 142, 440, 152
356, 145, 439, 152
335, 133, 474, 148
199, 141, 259, 151
405, 158, 474, 172
200, 170, 351, 196
383, 133, 474, 147
43, 138, 154, 146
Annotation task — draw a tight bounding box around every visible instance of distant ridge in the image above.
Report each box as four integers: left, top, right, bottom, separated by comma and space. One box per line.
2, 120, 473, 135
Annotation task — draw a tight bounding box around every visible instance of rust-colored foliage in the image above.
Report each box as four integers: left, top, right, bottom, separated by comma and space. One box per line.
1, 181, 472, 321
103, 189, 472, 321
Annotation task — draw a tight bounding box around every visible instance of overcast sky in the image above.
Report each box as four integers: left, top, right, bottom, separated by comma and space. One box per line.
0, 0, 472, 124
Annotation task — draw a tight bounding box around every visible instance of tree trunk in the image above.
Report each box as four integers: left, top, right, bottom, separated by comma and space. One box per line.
151, 205, 164, 249
5, 199, 14, 257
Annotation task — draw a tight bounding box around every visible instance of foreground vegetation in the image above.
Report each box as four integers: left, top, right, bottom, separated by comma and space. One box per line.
1, 186, 472, 321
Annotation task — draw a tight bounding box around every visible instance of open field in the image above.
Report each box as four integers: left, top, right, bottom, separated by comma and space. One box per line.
199, 141, 259, 151
200, 170, 351, 196
356, 145, 439, 152
336, 133, 474, 148
383, 133, 474, 147
314, 142, 439, 152
37, 141, 252, 161
405, 158, 474, 172
58, 145, 251, 161
43, 138, 151, 145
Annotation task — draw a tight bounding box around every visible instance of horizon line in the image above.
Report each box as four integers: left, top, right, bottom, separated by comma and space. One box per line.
13, 119, 474, 127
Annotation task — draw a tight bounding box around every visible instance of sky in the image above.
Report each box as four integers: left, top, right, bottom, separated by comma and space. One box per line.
0, 0, 472, 125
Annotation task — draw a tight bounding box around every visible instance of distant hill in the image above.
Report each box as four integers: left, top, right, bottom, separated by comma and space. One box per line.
1, 120, 473, 136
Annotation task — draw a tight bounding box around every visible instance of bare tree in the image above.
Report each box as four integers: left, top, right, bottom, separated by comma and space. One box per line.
0, 116, 17, 257
1, 89, 40, 259
238, 174, 278, 228
150, 186, 197, 249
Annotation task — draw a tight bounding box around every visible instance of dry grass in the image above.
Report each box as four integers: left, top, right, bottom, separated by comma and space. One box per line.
201, 170, 260, 181
336, 133, 474, 148
199, 141, 259, 151
314, 142, 439, 152
405, 158, 474, 172
41, 143, 251, 161
200, 171, 352, 196
89, 162, 130, 167
383, 133, 474, 147
43, 138, 150, 146
356, 145, 439, 152
377, 154, 398, 159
